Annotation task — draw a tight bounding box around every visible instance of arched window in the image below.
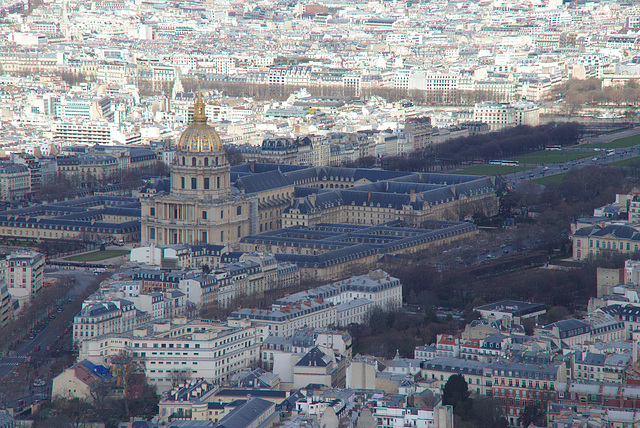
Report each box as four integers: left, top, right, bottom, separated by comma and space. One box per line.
192, 157, 197, 167
204, 158, 209, 166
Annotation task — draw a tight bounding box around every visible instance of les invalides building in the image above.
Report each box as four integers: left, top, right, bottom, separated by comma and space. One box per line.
140, 92, 250, 247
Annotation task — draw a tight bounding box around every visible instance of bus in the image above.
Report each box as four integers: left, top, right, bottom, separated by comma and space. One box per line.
545, 145, 562, 151
489, 160, 520, 166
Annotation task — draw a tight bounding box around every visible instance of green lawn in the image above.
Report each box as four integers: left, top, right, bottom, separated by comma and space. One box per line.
65, 250, 129, 262
533, 173, 567, 188
513, 151, 593, 164
608, 156, 640, 167
457, 165, 533, 175
580, 134, 640, 149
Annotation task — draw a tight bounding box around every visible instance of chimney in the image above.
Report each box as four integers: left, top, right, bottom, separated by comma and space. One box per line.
368, 190, 371, 201
410, 189, 416, 203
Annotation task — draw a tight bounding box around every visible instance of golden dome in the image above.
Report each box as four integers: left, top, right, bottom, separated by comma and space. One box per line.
176, 86, 223, 153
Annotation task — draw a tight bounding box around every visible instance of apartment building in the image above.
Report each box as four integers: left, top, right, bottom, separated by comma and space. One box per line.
492, 361, 566, 426
56, 154, 119, 188
53, 123, 112, 145
0, 164, 30, 201
404, 116, 432, 152
79, 319, 267, 392
3, 251, 44, 306
473, 101, 540, 131
572, 351, 630, 384
230, 299, 336, 338
73, 298, 137, 344
420, 357, 492, 396
0, 283, 14, 328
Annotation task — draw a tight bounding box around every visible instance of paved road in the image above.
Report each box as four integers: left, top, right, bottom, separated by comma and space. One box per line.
6, 269, 97, 359
0, 356, 29, 378
504, 128, 640, 185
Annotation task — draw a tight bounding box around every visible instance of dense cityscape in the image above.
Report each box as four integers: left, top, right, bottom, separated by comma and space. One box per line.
2, 0, 640, 427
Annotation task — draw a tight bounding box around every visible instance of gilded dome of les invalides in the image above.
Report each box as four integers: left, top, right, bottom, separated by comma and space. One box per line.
176, 90, 223, 153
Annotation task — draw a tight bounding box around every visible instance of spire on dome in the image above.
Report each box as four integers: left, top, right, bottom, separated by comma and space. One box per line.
193, 79, 207, 124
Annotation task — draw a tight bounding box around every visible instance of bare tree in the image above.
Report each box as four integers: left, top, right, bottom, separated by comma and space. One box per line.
108, 351, 145, 418
170, 368, 193, 388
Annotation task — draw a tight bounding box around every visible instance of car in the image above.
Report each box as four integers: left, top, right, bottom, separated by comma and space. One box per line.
57, 307, 63, 313
29, 334, 35, 339
33, 346, 40, 351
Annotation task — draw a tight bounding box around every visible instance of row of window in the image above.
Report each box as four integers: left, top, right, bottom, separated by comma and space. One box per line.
576, 239, 639, 252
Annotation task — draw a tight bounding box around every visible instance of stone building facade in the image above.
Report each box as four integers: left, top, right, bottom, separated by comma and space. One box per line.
141, 92, 250, 248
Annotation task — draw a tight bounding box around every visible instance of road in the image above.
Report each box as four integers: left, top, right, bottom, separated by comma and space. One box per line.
14, 269, 97, 356
504, 128, 640, 185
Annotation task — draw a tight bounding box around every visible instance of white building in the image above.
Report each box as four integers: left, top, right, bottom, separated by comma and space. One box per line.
73, 298, 136, 344
371, 403, 454, 428
473, 101, 540, 131
79, 318, 267, 392
3, 251, 44, 307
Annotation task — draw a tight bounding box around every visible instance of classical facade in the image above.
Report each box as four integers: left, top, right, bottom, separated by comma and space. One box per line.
141, 93, 250, 248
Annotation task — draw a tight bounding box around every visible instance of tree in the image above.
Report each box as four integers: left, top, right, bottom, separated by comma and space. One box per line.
170, 368, 193, 387
108, 351, 145, 418
442, 373, 472, 416
517, 404, 544, 427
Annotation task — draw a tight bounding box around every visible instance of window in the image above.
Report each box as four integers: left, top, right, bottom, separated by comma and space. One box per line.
192, 157, 197, 166
204, 158, 209, 166
202, 211, 207, 220
181, 177, 185, 189
204, 178, 210, 189
237, 206, 242, 215
150, 207, 155, 216
221, 210, 224, 219
202, 231, 207, 243
221, 231, 224, 242
576, 240, 581, 247
217, 177, 221, 188
150, 228, 155, 240
191, 177, 197, 189
182, 157, 185, 166
238, 225, 242, 237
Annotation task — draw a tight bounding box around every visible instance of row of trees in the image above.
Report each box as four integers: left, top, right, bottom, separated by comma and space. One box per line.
375, 122, 583, 172
559, 78, 640, 110
35, 162, 170, 202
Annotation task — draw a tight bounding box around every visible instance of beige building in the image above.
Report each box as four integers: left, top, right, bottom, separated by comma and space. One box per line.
141, 93, 250, 248
0, 164, 31, 201
52, 359, 113, 400
571, 224, 640, 260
